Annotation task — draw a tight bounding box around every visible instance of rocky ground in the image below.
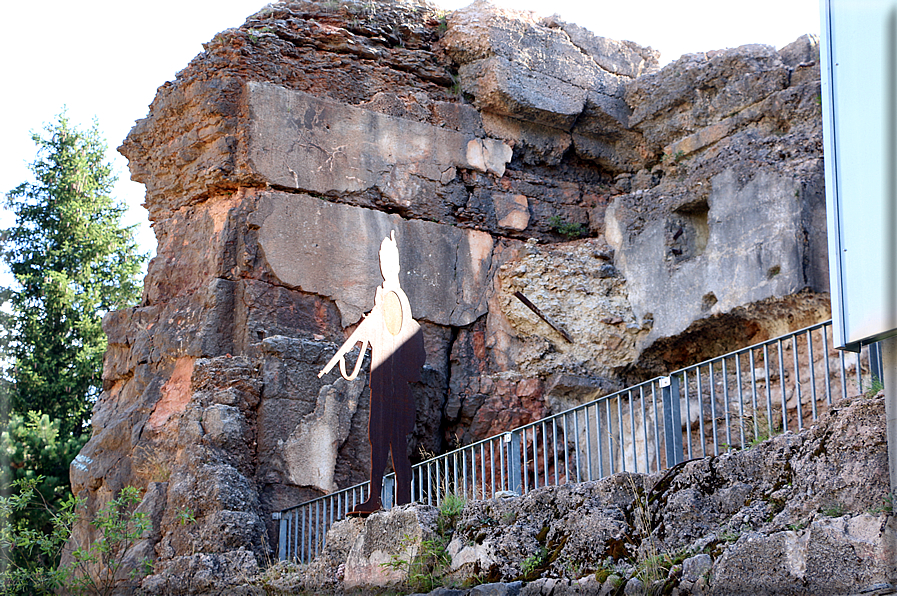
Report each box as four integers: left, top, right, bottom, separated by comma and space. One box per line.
236, 392, 895, 596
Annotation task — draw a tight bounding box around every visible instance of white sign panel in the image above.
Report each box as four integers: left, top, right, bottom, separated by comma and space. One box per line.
821, 0, 897, 351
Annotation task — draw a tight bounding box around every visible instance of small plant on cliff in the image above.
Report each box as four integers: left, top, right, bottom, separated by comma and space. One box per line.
625, 474, 672, 587
382, 493, 467, 592
133, 446, 172, 483
449, 74, 463, 97
382, 533, 452, 593
176, 506, 196, 526
548, 215, 587, 239
438, 493, 465, 528
820, 501, 846, 518
865, 376, 884, 398
661, 149, 687, 164
718, 527, 742, 543
521, 546, 549, 579
745, 408, 780, 448
68, 485, 153, 595
869, 492, 894, 515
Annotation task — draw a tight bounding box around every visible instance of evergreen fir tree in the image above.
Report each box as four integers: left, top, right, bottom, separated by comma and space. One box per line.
1, 112, 146, 438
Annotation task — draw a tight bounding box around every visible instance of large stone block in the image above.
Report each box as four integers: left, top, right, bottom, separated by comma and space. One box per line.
606, 167, 826, 350
458, 57, 587, 130
552, 19, 660, 79
247, 81, 512, 200
443, 2, 632, 132
625, 44, 790, 150
710, 515, 897, 596
342, 505, 440, 588
255, 191, 494, 327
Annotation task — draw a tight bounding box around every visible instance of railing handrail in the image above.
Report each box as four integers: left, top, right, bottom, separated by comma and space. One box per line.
277, 318, 842, 518
675, 319, 833, 370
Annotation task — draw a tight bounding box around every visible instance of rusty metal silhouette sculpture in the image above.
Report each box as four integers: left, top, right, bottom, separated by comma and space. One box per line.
318, 231, 426, 515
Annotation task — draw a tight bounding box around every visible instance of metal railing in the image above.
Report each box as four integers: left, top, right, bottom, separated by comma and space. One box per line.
275, 319, 883, 562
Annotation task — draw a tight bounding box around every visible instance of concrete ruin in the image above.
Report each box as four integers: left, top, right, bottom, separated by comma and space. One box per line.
67, 0, 835, 591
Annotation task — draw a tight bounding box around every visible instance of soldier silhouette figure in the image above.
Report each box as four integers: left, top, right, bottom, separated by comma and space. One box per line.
318, 231, 426, 515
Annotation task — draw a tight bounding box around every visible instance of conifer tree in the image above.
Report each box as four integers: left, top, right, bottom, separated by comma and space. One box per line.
1, 112, 146, 438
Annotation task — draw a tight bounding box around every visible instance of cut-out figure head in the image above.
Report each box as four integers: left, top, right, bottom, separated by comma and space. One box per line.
379, 230, 401, 289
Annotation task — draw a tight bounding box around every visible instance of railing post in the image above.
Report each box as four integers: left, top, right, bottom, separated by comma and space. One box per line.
505, 431, 522, 494
273, 511, 287, 561
870, 342, 884, 384
661, 376, 684, 467
382, 475, 395, 510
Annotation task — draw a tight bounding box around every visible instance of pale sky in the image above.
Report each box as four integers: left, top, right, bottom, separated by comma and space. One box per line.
0, 0, 821, 263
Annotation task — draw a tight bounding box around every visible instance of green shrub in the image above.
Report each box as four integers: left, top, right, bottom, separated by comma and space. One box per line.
1, 478, 151, 596
1, 411, 85, 564
548, 216, 587, 239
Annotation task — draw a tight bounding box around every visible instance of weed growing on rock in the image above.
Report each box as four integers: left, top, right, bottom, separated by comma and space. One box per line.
661, 149, 687, 164
548, 216, 587, 239
383, 533, 451, 593
820, 501, 846, 517
438, 493, 465, 526
635, 552, 673, 585
133, 446, 171, 482
435, 10, 449, 34
625, 474, 671, 588
450, 75, 463, 97
743, 407, 781, 448
866, 376, 885, 398
175, 506, 198, 555
247, 27, 274, 44
564, 559, 583, 578
869, 493, 894, 515
382, 493, 467, 592
718, 528, 742, 543
521, 547, 548, 579
417, 445, 438, 461
176, 506, 196, 525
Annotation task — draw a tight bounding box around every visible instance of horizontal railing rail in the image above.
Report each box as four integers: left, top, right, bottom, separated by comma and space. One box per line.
276, 319, 883, 562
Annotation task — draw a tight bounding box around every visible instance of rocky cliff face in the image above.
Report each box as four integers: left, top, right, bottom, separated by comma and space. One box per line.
69, 0, 832, 591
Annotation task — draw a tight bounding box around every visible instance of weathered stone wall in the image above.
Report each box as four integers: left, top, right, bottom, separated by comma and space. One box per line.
68, 0, 833, 591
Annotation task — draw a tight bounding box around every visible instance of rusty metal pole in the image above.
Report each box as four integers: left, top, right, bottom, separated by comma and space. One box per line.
882, 336, 897, 495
